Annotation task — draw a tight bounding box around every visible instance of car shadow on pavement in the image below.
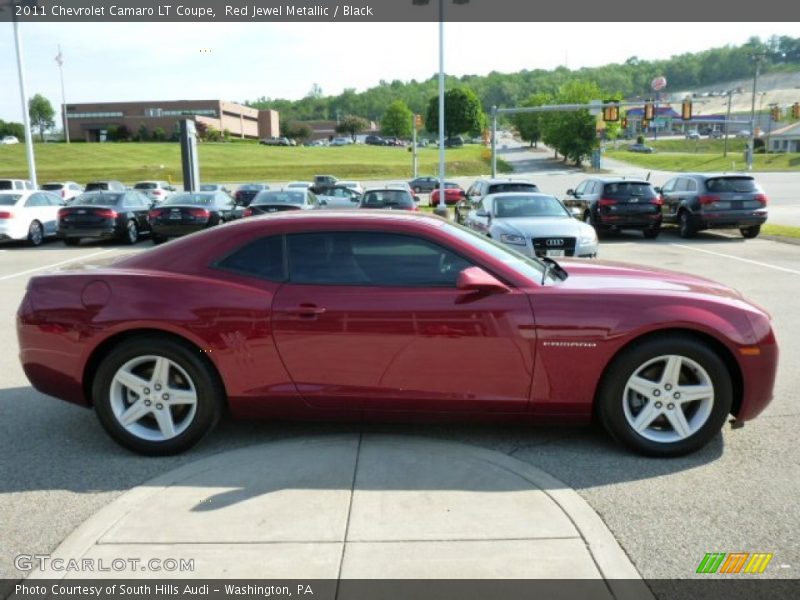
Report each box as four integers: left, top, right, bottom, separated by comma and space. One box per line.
0, 386, 724, 499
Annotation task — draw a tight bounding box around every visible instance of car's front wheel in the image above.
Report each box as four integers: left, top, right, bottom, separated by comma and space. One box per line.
93, 336, 225, 455
597, 335, 732, 457
740, 224, 761, 239
678, 211, 696, 238
27, 220, 43, 246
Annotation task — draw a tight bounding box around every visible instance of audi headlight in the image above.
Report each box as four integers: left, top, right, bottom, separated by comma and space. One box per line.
500, 233, 526, 246
579, 230, 597, 245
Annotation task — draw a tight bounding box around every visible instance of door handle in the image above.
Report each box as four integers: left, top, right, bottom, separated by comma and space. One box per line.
289, 304, 327, 317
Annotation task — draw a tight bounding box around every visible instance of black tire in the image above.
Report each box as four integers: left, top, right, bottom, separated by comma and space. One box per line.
740, 224, 761, 239
123, 220, 139, 245
93, 336, 225, 455
152, 234, 167, 245
27, 220, 44, 246
596, 335, 732, 457
643, 226, 660, 240
678, 211, 696, 238
63, 237, 81, 246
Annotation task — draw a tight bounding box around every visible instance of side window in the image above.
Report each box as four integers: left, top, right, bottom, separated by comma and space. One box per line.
574, 181, 588, 195
15, 181, 24, 190
215, 236, 285, 281
287, 232, 472, 287
25, 193, 46, 207
45, 193, 64, 206
661, 179, 676, 193
308, 193, 318, 206
675, 178, 689, 192
686, 179, 697, 192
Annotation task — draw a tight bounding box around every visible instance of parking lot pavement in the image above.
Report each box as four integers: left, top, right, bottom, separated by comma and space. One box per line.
1, 231, 798, 590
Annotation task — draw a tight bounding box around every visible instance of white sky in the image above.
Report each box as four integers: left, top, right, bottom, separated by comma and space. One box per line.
1, 22, 799, 122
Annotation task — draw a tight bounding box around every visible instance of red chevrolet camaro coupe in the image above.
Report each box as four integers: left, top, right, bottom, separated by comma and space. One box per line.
17, 212, 777, 457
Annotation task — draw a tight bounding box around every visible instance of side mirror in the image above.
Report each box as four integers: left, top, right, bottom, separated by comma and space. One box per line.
566, 189, 575, 196
351, 193, 361, 203
456, 267, 509, 294
476, 209, 488, 217
654, 186, 662, 193
413, 195, 420, 203
319, 199, 328, 206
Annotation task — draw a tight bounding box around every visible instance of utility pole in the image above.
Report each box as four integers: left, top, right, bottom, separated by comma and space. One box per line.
13, 6, 38, 188
411, 114, 418, 178
748, 53, 766, 170
723, 90, 733, 157
55, 45, 69, 143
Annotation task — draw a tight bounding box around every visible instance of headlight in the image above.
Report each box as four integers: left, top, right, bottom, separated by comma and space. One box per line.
500, 233, 526, 246
579, 230, 597, 245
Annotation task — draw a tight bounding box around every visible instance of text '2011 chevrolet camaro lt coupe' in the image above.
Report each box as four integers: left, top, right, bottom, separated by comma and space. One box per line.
17, 212, 777, 456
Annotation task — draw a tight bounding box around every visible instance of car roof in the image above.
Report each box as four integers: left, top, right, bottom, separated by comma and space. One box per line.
673, 173, 754, 179
477, 178, 538, 185
587, 177, 651, 184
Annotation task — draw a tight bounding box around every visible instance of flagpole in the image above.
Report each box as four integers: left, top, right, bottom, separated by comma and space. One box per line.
56, 45, 69, 143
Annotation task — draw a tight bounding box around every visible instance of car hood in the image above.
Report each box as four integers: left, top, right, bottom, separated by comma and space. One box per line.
492, 217, 588, 237
556, 258, 744, 299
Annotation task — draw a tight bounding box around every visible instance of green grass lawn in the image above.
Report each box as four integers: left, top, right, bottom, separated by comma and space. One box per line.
763, 224, 800, 239
0, 142, 511, 184
647, 138, 748, 154
605, 148, 800, 172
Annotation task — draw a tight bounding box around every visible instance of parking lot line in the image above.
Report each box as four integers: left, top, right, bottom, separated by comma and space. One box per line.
670, 243, 800, 276
0, 249, 114, 282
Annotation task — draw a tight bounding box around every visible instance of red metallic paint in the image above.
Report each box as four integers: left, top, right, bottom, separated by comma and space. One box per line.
16, 212, 777, 427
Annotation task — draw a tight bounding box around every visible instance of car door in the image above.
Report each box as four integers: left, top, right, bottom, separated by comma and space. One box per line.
659, 178, 679, 222
271, 230, 535, 413
467, 196, 493, 234
41, 192, 65, 235
131, 193, 151, 230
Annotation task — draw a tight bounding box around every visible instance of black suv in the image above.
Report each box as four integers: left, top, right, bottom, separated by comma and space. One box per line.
563, 178, 662, 239
365, 135, 385, 146
657, 173, 767, 238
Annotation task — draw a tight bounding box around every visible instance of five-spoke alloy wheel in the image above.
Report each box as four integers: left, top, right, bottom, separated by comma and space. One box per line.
94, 336, 224, 455
598, 335, 732, 457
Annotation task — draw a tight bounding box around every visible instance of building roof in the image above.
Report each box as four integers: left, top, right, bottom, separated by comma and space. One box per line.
626, 107, 681, 118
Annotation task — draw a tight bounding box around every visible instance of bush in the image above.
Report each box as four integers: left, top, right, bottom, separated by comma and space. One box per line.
137, 124, 149, 142
636, 135, 645, 144
152, 127, 167, 141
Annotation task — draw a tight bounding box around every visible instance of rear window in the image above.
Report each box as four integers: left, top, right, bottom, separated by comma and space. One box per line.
239, 184, 266, 192
134, 182, 157, 190
361, 190, 414, 208
0, 181, 14, 190
488, 183, 539, 194
706, 177, 758, 193
254, 191, 304, 204
164, 193, 214, 206
75, 193, 122, 206
41, 184, 64, 191
85, 183, 109, 191
0, 194, 21, 206
602, 182, 656, 198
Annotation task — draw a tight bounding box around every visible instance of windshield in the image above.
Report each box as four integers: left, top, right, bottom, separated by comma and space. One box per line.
134, 182, 157, 190
706, 177, 759, 193
74, 193, 122, 206
239, 184, 265, 191
0, 194, 21, 206
164, 193, 214, 206
41, 184, 64, 191
361, 190, 413, 207
494, 195, 569, 218
254, 191, 304, 204
442, 222, 559, 285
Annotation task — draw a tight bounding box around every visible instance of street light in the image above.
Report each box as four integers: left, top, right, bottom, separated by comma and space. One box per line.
3, 0, 38, 186
412, 0, 470, 218
748, 52, 766, 170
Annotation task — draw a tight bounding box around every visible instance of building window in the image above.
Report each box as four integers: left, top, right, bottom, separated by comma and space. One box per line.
66, 112, 124, 118
162, 109, 218, 117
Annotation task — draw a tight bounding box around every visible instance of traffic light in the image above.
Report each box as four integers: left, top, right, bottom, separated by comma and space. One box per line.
770, 106, 781, 121
602, 101, 619, 122
644, 102, 655, 121
681, 101, 693, 121
642, 119, 650, 130
792, 103, 800, 119
414, 114, 423, 128
621, 117, 628, 129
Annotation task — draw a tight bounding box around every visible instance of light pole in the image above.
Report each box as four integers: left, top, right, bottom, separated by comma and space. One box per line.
748, 52, 766, 170
723, 90, 733, 157
413, 0, 469, 219
55, 45, 69, 143
11, 1, 38, 187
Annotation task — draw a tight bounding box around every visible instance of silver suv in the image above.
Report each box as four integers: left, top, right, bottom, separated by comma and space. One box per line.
456, 178, 540, 223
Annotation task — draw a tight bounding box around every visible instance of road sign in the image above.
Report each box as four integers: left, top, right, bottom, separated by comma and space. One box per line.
651, 76, 667, 91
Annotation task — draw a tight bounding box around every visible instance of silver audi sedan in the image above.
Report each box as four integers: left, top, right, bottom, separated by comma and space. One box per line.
463, 192, 598, 258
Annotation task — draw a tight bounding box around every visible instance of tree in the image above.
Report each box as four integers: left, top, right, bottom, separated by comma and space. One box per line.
283, 121, 313, 143
425, 87, 484, 140
137, 124, 149, 142
541, 81, 603, 166
0, 119, 25, 140
28, 94, 55, 142
381, 100, 413, 139
152, 127, 167, 141
195, 121, 209, 141
513, 92, 550, 148
335, 115, 370, 142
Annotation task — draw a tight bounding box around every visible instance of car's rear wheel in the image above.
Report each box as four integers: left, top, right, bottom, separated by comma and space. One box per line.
124, 220, 139, 244
678, 211, 696, 238
597, 335, 732, 457
643, 226, 660, 239
27, 220, 43, 246
93, 337, 225, 455
740, 224, 761, 239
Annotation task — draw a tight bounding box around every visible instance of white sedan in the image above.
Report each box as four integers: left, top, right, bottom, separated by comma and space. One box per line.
1, 135, 19, 145
0, 190, 65, 246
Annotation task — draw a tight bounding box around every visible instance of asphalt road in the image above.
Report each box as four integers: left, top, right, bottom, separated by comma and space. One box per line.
1, 223, 798, 592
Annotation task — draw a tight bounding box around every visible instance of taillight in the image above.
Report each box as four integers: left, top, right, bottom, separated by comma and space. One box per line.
58, 208, 69, 218
598, 198, 618, 207
652, 195, 664, 206
243, 208, 253, 217
153, 189, 163, 195
149, 209, 162, 219
0, 211, 13, 219
699, 194, 720, 205
95, 208, 118, 218
189, 208, 210, 218
755, 193, 768, 205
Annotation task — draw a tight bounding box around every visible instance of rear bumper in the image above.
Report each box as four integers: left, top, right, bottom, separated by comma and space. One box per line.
692, 210, 768, 230
151, 223, 207, 237
0, 222, 28, 241
58, 226, 119, 240
596, 213, 661, 230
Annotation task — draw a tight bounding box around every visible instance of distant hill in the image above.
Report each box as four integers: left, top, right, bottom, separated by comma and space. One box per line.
248, 35, 800, 124
669, 71, 800, 114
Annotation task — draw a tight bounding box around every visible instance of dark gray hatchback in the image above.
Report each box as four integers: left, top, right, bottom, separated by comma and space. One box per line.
657, 174, 768, 238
